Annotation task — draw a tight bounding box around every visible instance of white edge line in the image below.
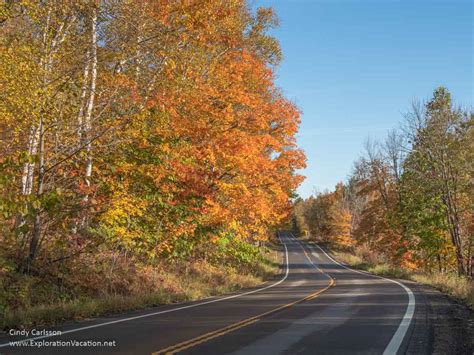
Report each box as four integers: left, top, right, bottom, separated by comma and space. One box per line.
0, 235, 290, 348
309, 241, 415, 355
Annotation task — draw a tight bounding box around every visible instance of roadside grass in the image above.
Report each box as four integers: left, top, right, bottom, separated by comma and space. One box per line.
410, 273, 474, 307
1, 248, 281, 331
332, 249, 474, 309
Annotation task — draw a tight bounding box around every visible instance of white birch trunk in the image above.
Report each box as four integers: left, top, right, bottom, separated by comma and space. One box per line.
77, 50, 91, 141
84, 8, 97, 190
20, 7, 51, 196
21, 126, 39, 195
20, 10, 74, 196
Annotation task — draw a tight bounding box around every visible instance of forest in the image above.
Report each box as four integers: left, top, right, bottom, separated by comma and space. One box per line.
293, 87, 473, 303
0, 0, 305, 327
1, 0, 472, 333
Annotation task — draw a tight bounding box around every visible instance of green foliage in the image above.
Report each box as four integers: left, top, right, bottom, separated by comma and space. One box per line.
295, 87, 473, 276
216, 235, 264, 269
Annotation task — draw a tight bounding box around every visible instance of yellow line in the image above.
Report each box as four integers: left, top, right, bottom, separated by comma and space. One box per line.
152, 245, 335, 355
165, 318, 260, 354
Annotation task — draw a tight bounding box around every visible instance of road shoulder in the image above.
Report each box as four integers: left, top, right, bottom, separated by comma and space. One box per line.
404, 281, 473, 354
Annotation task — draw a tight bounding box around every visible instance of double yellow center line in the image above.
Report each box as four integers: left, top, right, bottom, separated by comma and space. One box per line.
153, 241, 335, 354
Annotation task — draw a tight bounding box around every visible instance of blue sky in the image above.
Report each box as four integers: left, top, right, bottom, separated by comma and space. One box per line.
253, 0, 473, 198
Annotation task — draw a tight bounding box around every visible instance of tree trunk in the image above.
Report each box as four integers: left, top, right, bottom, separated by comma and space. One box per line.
77, 50, 91, 141
21, 126, 39, 195
26, 115, 45, 271
80, 7, 97, 228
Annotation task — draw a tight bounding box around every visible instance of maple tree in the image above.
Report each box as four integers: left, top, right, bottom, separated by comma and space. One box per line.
0, 0, 305, 287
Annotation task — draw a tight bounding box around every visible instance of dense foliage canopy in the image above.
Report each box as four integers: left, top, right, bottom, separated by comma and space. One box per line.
0, 1, 305, 276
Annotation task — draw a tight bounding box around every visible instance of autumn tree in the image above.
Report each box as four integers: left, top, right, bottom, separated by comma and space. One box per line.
0, 1, 305, 277
294, 87, 472, 277
401, 88, 473, 275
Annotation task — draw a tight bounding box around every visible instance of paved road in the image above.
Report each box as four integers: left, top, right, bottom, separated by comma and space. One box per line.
1, 232, 416, 354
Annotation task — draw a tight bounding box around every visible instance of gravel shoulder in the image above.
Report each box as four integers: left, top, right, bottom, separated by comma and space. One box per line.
405, 281, 473, 355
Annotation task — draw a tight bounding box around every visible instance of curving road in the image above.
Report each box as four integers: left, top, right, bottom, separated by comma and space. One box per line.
1, 232, 417, 354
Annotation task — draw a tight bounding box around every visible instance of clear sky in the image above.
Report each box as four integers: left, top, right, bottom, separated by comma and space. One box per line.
253, 0, 473, 198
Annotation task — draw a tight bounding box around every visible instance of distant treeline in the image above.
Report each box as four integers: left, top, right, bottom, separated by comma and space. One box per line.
293, 88, 473, 277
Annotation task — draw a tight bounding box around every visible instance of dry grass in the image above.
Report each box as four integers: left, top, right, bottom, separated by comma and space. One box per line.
2, 291, 175, 330
412, 273, 474, 308
1, 249, 281, 330
333, 250, 474, 309
333, 251, 365, 268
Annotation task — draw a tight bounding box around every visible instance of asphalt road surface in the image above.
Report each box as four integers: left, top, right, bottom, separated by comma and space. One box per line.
1, 232, 419, 354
